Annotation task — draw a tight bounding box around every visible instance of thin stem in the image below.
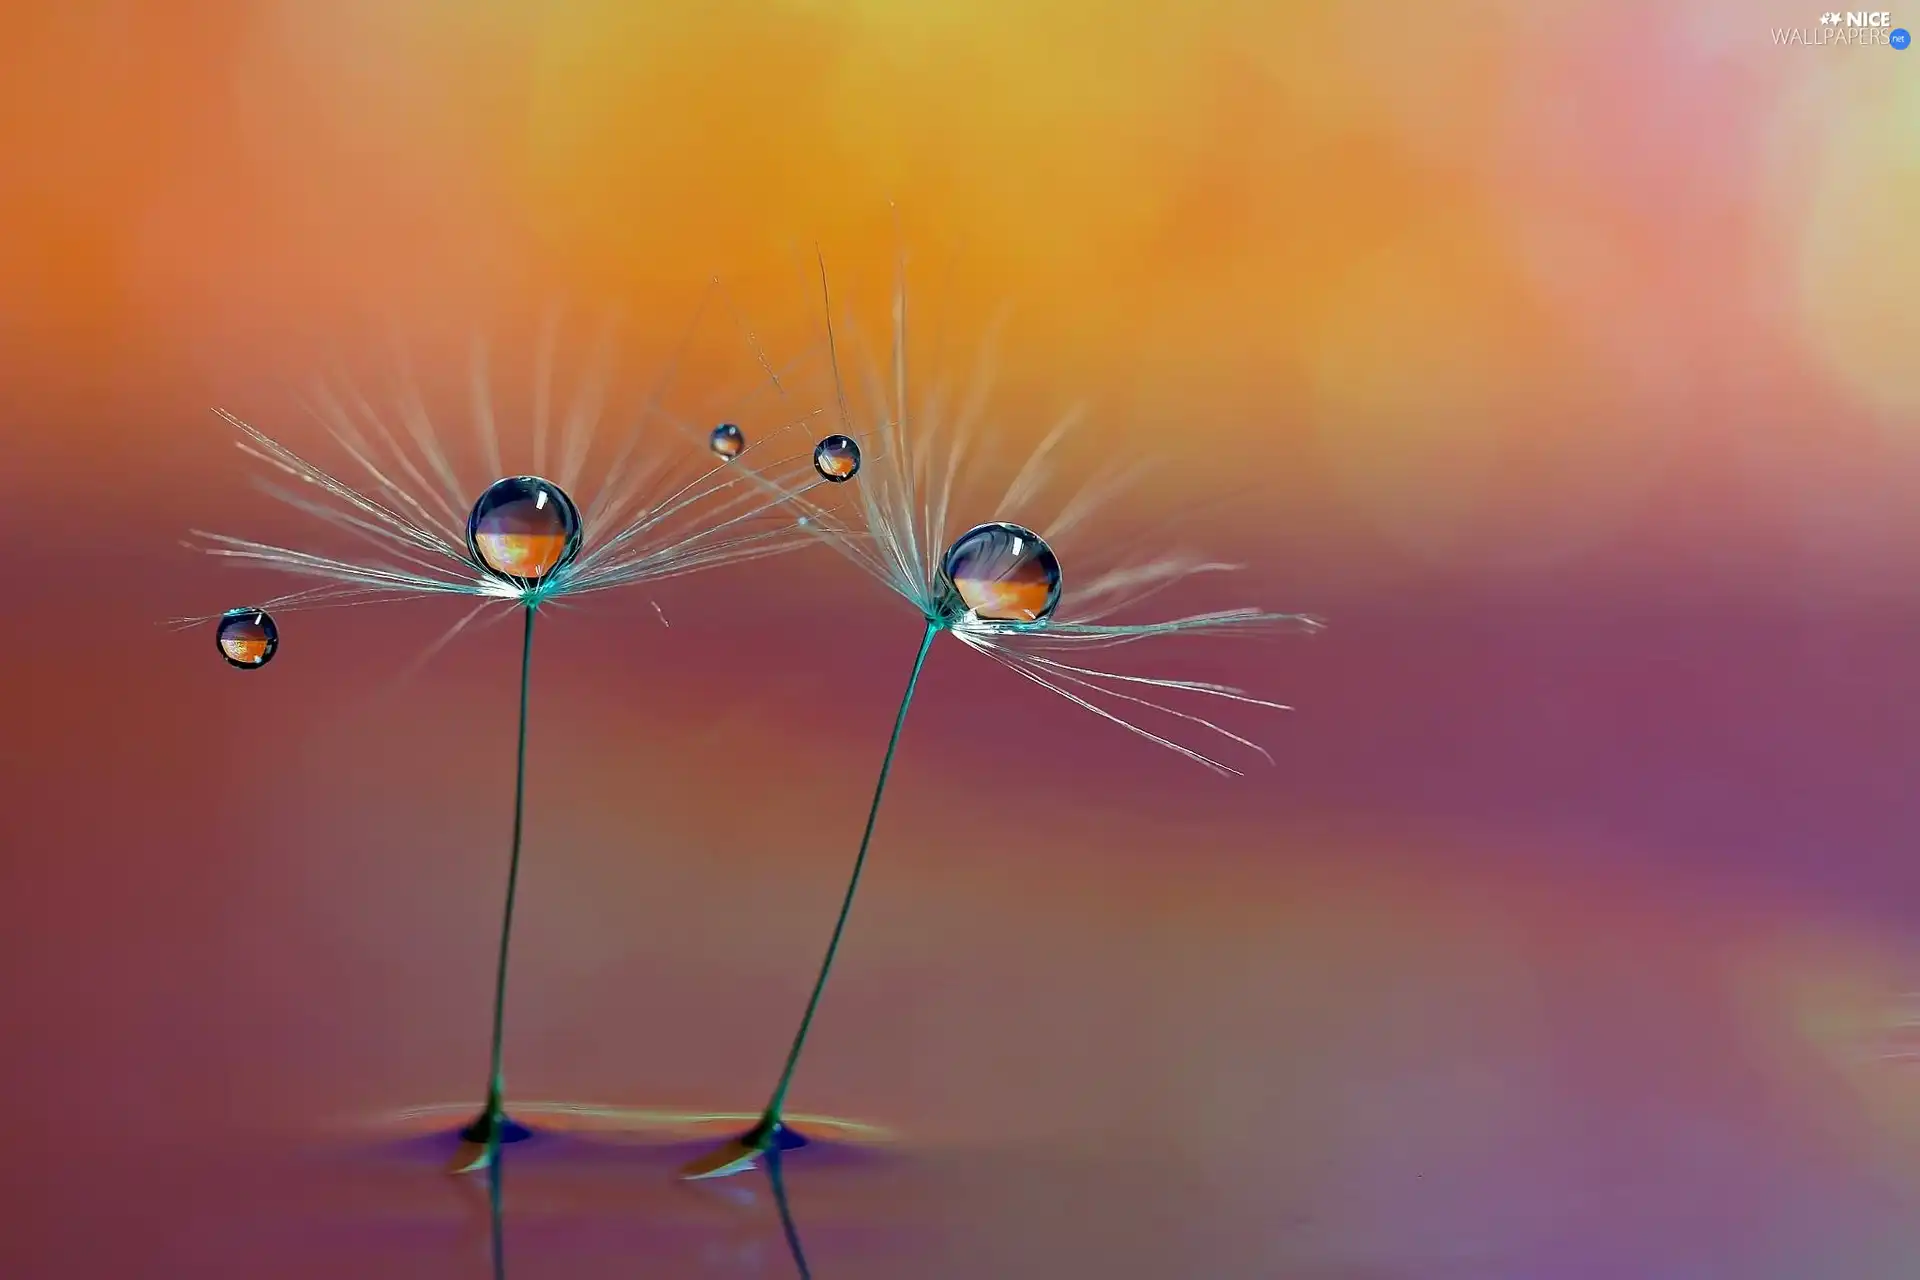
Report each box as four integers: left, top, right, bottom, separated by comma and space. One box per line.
487, 1153, 507, 1280
754, 619, 939, 1138
766, 1148, 812, 1279
478, 603, 537, 1156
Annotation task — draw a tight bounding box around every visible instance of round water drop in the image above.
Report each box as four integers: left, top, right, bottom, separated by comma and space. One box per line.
466, 476, 583, 588
710, 423, 745, 459
216, 607, 279, 669
812, 434, 860, 482
940, 522, 1062, 624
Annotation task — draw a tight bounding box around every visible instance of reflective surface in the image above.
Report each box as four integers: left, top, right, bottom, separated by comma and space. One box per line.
215, 607, 278, 669
465, 477, 584, 587
811, 435, 860, 483
15, 706, 1920, 1279
710, 424, 745, 460
940, 522, 1063, 624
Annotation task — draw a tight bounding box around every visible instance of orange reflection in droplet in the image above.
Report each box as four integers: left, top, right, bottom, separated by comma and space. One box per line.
953, 572, 1054, 622
473, 499, 571, 581
219, 633, 270, 664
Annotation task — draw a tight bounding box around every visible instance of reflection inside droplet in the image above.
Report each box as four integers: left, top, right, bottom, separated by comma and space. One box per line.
939, 522, 1063, 623
812, 434, 860, 481
465, 476, 583, 587
710, 423, 745, 459
216, 607, 279, 669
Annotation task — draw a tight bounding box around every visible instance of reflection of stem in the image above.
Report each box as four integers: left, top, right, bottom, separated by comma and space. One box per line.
753, 619, 939, 1140
488, 1151, 507, 1280
473, 604, 537, 1155
766, 1148, 812, 1279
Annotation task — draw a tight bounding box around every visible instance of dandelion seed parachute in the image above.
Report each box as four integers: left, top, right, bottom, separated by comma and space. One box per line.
170, 295, 851, 1173
682, 247, 1322, 1178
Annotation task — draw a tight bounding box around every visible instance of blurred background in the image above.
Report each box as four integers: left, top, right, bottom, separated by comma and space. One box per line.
3, 1, 1919, 1275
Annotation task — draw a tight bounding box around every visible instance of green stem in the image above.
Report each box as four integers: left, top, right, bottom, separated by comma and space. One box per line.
754, 619, 938, 1139
479, 603, 537, 1155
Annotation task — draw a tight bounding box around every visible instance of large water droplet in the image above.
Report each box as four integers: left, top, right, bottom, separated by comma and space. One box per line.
940, 522, 1062, 623
710, 423, 745, 459
812, 434, 860, 482
216, 607, 279, 669
465, 476, 583, 587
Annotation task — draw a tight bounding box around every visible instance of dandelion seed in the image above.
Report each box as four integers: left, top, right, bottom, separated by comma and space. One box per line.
684, 246, 1322, 1176
215, 607, 278, 669
172, 297, 847, 1174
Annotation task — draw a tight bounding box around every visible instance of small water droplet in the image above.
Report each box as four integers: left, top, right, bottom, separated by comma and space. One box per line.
216, 607, 279, 669
812, 434, 860, 482
940, 522, 1062, 623
465, 476, 583, 587
709, 423, 745, 459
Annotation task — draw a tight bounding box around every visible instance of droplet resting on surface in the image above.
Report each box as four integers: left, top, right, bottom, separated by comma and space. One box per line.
465, 476, 583, 587
216, 607, 278, 669
812, 434, 860, 482
939, 522, 1063, 623
709, 423, 745, 459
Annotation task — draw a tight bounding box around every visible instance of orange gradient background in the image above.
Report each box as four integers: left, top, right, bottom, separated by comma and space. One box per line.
5, 3, 1920, 1276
